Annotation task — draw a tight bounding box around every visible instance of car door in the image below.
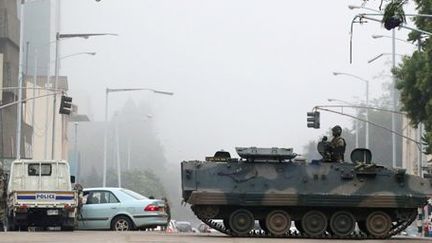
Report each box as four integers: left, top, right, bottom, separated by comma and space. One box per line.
78, 190, 121, 229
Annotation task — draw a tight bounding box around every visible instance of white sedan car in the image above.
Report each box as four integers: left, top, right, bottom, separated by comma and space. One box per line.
78, 187, 168, 231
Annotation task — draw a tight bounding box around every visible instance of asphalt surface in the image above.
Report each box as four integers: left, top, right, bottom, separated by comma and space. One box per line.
0, 232, 430, 243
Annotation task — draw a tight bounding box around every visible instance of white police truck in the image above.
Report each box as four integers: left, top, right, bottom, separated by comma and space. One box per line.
6, 160, 78, 230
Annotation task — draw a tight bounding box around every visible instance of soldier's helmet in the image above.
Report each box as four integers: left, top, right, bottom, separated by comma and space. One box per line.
332, 125, 342, 136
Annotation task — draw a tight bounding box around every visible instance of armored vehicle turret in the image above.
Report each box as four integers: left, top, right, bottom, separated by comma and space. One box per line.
181, 145, 432, 239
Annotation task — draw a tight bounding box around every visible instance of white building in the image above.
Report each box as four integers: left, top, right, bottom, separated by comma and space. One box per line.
24, 75, 69, 160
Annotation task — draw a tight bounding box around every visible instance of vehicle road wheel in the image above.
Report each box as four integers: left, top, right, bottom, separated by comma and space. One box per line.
228, 209, 254, 236
301, 210, 327, 237
365, 211, 391, 238
329, 211, 355, 237
265, 210, 291, 236
111, 216, 134, 231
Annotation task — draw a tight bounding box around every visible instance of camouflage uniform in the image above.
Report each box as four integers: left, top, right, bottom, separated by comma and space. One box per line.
330, 126, 346, 162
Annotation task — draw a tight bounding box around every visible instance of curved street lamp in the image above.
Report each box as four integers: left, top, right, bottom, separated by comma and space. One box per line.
29, 50, 97, 159
332, 72, 369, 149
102, 88, 174, 187
328, 98, 360, 148
371, 35, 416, 45
367, 53, 404, 64
60, 52, 96, 60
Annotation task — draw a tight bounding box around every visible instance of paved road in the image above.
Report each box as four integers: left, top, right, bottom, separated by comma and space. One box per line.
0, 231, 430, 243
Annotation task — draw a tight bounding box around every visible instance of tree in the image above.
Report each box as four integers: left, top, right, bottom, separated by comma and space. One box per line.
393, 0, 432, 154
95, 168, 167, 198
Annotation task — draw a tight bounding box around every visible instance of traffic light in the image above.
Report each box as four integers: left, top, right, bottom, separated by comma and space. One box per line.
307, 111, 320, 129
384, 17, 402, 30
59, 95, 73, 115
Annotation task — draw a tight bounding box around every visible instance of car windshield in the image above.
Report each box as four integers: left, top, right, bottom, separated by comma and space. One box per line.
120, 189, 148, 200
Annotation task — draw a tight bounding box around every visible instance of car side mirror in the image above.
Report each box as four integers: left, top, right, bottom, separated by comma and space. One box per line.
70, 176, 76, 184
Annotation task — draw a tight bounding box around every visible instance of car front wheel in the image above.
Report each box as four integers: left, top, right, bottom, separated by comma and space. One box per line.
111, 216, 134, 231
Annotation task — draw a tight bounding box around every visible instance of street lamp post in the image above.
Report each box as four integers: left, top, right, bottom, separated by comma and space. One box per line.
372, 34, 417, 45
51, 33, 116, 160
17, 0, 110, 160
392, 28, 398, 169
372, 34, 425, 174
30, 50, 96, 159
70, 114, 89, 183
367, 53, 404, 64
74, 122, 78, 180
348, 4, 432, 169
328, 98, 359, 148
102, 88, 174, 187
332, 72, 369, 149
368, 35, 399, 169
16, 0, 27, 159
115, 114, 121, 187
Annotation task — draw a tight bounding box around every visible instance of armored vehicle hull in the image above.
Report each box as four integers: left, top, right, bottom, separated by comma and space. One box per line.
181, 147, 432, 239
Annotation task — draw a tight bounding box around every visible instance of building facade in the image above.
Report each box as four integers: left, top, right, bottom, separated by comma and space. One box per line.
402, 116, 431, 176
24, 75, 69, 161
0, 0, 33, 166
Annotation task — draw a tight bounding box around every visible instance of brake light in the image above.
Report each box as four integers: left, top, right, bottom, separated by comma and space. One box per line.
64, 204, 75, 212
19, 204, 28, 209
17, 204, 28, 213
144, 204, 160, 212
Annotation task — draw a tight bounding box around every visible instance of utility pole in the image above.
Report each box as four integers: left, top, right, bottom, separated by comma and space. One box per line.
74, 122, 79, 182
115, 115, 121, 187
31, 49, 38, 158
391, 29, 397, 168
16, 0, 26, 160
127, 138, 131, 171
25, 41, 30, 76
44, 61, 50, 160
51, 0, 61, 160
332, 72, 369, 148
102, 88, 109, 187
417, 37, 423, 177
102, 88, 173, 187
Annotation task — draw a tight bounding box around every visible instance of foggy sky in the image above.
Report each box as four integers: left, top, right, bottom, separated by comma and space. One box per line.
59, 0, 417, 164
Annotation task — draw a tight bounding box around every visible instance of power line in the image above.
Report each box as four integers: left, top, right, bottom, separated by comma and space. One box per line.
314, 107, 422, 149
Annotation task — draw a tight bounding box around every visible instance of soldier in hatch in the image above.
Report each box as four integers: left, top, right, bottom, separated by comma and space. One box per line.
330, 125, 346, 162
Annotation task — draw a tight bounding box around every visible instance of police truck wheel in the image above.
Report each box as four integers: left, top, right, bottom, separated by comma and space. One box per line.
111, 216, 134, 231
6, 219, 16, 231
61, 225, 75, 231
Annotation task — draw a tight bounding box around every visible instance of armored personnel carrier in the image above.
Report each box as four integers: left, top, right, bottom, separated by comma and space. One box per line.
181, 144, 432, 239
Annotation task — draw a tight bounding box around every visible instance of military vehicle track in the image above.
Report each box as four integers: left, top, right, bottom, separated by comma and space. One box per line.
193, 207, 417, 239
